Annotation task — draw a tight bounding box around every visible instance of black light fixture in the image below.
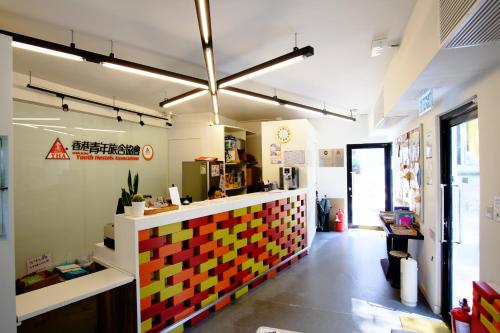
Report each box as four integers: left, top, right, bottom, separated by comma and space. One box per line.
115, 108, 123, 122
60, 96, 69, 112
139, 114, 145, 127
218, 46, 314, 88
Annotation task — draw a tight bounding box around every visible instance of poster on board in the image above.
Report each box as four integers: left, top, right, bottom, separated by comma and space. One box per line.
270, 143, 282, 164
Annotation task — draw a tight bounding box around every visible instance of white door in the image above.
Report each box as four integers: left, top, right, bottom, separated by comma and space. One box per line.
0, 34, 17, 333
168, 138, 202, 195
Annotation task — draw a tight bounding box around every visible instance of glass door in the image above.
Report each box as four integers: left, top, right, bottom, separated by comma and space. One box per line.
347, 143, 392, 228
440, 100, 479, 322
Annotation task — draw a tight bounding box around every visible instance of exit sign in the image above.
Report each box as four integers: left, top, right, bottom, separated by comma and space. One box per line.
419, 89, 433, 116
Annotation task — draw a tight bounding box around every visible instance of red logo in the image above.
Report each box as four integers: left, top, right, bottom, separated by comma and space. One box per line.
45, 138, 70, 160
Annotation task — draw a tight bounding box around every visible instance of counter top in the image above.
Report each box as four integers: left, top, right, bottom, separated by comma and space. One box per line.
118, 188, 307, 231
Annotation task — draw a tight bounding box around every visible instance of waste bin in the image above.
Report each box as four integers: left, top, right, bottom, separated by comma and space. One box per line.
400, 257, 418, 307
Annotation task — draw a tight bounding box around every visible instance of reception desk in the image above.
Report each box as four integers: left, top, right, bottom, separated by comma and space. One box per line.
94, 189, 308, 333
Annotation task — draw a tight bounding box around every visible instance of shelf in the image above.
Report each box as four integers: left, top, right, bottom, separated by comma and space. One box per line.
225, 186, 247, 191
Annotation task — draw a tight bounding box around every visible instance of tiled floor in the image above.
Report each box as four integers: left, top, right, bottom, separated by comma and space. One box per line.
189, 229, 439, 333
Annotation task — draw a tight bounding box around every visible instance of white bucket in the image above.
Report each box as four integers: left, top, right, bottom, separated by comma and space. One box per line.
401, 257, 418, 307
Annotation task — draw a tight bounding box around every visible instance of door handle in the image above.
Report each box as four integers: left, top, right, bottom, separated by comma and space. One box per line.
452, 184, 462, 244
440, 184, 447, 243
0, 187, 7, 191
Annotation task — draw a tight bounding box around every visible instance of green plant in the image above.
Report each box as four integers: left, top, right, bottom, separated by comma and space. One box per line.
120, 170, 139, 206
132, 194, 144, 202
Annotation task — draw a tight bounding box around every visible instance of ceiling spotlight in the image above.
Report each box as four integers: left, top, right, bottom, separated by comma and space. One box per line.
139, 114, 145, 126
166, 121, 172, 127
60, 96, 69, 112
115, 108, 123, 122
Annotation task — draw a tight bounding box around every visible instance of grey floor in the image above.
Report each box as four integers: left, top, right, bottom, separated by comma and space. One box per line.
189, 229, 438, 333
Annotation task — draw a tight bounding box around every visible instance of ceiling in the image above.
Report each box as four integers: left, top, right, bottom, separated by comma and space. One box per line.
0, 0, 416, 122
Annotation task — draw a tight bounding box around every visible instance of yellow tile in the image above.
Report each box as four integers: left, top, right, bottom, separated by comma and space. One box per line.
171, 229, 193, 243
140, 280, 161, 298
233, 207, 248, 218
170, 324, 184, 333
250, 218, 263, 228
159, 263, 182, 280
235, 286, 249, 299
250, 232, 263, 244
200, 276, 218, 291
213, 228, 229, 240
235, 238, 247, 250
279, 249, 288, 258
222, 234, 236, 246
284, 228, 292, 237
201, 293, 218, 307
250, 204, 263, 213
139, 251, 151, 265
141, 318, 152, 333
270, 219, 281, 228
222, 250, 237, 263
241, 258, 254, 271
200, 258, 217, 272
271, 246, 280, 256
158, 222, 182, 236
160, 282, 183, 301
233, 223, 247, 234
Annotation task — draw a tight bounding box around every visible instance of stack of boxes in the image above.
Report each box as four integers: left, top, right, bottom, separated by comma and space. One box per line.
472, 281, 500, 333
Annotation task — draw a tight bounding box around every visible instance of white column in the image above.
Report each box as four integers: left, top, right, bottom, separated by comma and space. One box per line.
0, 33, 16, 333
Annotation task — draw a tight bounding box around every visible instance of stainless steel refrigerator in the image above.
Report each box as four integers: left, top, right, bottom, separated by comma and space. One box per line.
182, 160, 224, 202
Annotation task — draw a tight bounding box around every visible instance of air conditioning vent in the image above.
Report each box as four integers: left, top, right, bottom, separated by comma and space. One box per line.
441, 0, 500, 48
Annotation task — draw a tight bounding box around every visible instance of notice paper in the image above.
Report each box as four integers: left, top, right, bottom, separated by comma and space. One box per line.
169, 187, 181, 206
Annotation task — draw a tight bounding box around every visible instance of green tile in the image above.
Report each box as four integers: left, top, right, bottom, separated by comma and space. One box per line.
139, 251, 151, 265
250, 232, 263, 244
250, 204, 263, 213
159, 262, 182, 280
251, 218, 263, 228
201, 293, 218, 307
222, 250, 237, 263
213, 228, 229, 240
233, 223, 247, 234
200, 276, 218, 291
140, 280, 161, 298
158, 222, 182, 236
235, 286, 248, 299
160, 282, 183, 301
171, 229, 193, 243
233, 207, 248, 218
200, 258, 217, 272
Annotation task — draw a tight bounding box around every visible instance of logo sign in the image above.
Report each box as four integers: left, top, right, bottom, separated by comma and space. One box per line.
46, 138, 70, 160
142, 144, 154, 161
419, 89, 433, 116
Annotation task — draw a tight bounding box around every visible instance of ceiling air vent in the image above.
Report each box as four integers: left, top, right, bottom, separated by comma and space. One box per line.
440, 0, 500, 48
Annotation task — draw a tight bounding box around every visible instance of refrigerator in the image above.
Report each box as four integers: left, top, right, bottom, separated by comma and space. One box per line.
0, 136, 7, 239
182, 160, 224, 202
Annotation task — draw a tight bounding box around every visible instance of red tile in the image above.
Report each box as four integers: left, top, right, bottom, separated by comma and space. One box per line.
169, 248, 194, 264
139, 237, 164, 252
187, 234, 209, 249
186, 216, 209, 229
188, 253, 209, 267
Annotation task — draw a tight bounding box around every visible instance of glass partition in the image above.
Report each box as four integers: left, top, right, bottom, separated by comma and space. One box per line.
13, 101, 168, 277
0, 135, 7, 239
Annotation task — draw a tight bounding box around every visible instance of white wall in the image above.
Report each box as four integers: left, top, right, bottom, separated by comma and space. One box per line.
309, 115, 387, 215
261, 119, 318, 246
0, 33, 17, 333
387, 64, 500, 314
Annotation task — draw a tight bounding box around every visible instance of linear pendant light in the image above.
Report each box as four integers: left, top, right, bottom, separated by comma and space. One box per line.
220, 87, 279, 106
218, 46, 314, 88
198, 0, 210, 44
204, 48, 217, 94
159, 89, 208, 108
102, 62, 208, 89
12, 41, 84, 61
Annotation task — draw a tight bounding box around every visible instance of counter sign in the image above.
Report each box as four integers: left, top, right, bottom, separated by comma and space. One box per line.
46, 138, 70, 160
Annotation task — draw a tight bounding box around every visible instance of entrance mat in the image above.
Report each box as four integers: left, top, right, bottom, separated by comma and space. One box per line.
400, 316, 450, 333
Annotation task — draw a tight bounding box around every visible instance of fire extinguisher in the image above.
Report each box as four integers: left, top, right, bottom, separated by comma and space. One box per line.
335, 209, 344, 232
451, 298, 471, 333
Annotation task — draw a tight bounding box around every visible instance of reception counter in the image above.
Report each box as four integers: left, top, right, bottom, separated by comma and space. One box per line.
94, 189, 308, 333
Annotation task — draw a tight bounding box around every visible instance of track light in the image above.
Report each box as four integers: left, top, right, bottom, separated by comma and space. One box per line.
218, 46, 314, 88
12, 41, 84, 62
166, 121, 173, 127
159, 89, 208, 108
102, 62, 208, 89
139, 115, 145, 127
115, 108, 123, 122
61, 97, 69, 112
220, 87, 280, 106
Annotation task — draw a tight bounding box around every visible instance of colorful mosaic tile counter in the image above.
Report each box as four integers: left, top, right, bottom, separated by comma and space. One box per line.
94, 189, 308, 333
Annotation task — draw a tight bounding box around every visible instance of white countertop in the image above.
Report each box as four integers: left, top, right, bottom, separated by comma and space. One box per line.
118, 188, 307, 231
16, 268, 134, 323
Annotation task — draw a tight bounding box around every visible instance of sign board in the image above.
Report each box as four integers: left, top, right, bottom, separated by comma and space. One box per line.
27, 253, 52, 274
419, 89, 433, 116
284, 150, 305, 166
169, 186, 181, 206
319, 148, 344, 167
45, 138, 70, 160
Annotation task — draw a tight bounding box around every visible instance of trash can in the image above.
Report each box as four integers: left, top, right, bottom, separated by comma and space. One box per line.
400, 257, 418, 307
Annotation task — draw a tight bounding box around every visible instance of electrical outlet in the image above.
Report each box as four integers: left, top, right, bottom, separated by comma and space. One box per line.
494, 197, 500, 222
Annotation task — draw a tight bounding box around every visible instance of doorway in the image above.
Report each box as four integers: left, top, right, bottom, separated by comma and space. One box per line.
347, 143, 392, 228
440, 100, 480, 322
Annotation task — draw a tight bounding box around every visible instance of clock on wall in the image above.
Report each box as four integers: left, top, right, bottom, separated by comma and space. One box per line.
276, 126, 292, 143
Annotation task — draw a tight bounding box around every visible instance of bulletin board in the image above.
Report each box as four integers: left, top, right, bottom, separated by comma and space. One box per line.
394, 125, 423, 222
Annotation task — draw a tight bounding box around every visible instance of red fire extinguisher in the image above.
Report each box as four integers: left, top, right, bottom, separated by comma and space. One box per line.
451, 298, 471, 333
335, 209, 344, 232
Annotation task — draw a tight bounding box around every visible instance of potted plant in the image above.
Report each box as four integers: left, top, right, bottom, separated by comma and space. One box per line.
131, 194, 145, 217
120, 170, 139, 215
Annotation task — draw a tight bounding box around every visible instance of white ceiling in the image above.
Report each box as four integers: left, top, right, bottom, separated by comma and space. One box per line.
0, 0, 416, 122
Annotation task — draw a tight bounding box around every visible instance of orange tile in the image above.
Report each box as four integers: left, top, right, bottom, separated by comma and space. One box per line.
223, 266, 238, 281
173, 287, 195, 305
257, 224, 268, 233
267, 269, 277, 279
213, 279, 230, 293
272, 259, 281, 266
139, 230, 150, 241
212, 245, 230, 258
174, 306, 195, 322
234, 254, 247, 266
199, 223, 217, 236
215, 297, 231, 311
159, 242, 182, 258
190, 271, 209, 287
257, 251, 269, 262
257, 238, 269, 248
240, 213, 254, 224
171, 268, 194, 285
141, 296, 151, 309
290, 257, 299, 265
139, 258, 164, 276
242, 274, 254, 284
199, 240, 217, 254
140, 273, 151, 288
212, 211, 230, 223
